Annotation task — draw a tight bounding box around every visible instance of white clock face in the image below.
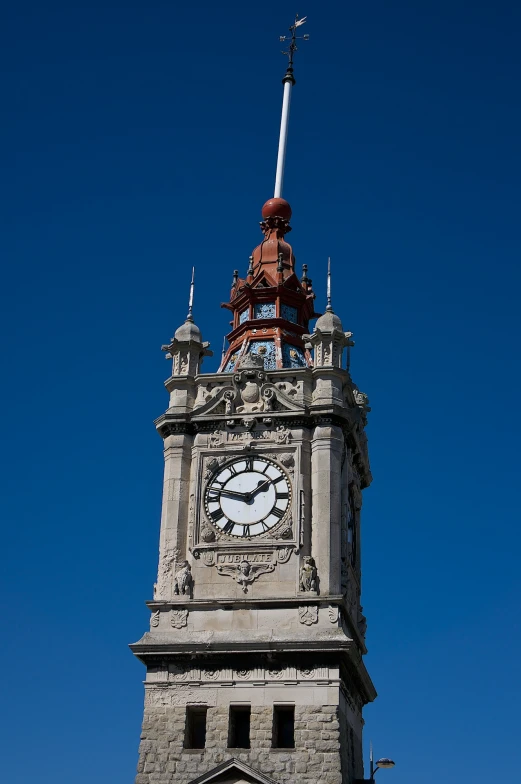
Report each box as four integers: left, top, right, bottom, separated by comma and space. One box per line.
204, 455, 291, 538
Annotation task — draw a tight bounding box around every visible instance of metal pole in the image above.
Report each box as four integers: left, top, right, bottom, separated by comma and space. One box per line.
274, 77, 293, 198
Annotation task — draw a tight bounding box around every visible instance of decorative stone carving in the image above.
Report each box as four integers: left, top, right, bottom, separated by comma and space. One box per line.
174, 561, 193, 596
262, 387, 276, 410
153, 546, 179, 600
171, 608, 188, 628
298, 605, 319, 625
235, 669, 251, 680
275, 425, 292, 444
202, 669, 220, 680
204, 455, 227, 478
267, 668, 284, 679
209, 429, 223, 447
299, 668, 316, 679
200, 525, 216, 543
201, 550, 215, 566
223, 390, 235, 415
217, 558, 275, 593
150, 610, 160, 627
279, 452, 295, 473
299, 556, 318, 593
276, 546, 294, 563
328, 605, 339, 624
278, 523, 293, 539
170, 664, 188, 681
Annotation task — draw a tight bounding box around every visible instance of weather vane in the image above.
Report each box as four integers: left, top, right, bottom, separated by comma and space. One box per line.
279, 13, 309, 72
274, 14, 309, 199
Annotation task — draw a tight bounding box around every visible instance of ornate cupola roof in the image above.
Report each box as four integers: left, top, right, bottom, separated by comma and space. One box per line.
218, 198, 319, 372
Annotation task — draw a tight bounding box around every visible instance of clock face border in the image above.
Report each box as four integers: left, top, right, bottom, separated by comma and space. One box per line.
203, 454, 292, 540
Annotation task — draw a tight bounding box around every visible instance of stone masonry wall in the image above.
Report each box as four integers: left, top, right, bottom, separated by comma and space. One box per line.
135, 703, 344, 784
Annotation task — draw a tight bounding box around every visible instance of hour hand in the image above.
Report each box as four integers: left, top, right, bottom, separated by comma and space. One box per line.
249, 479, 271, 498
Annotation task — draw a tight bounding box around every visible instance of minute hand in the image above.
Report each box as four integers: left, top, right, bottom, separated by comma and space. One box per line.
217, 488, 249, 500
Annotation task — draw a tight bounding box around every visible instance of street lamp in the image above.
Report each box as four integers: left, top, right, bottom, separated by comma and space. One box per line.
355, 743, 396, 784
371, 757, 396, 777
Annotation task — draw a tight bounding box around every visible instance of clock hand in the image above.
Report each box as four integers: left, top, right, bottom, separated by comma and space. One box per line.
216, 488, 249, 500
248, 478, 272, 498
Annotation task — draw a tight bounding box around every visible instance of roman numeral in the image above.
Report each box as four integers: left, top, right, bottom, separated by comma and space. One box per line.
273, 475, 285, 485
210, 508, 224, 522
228, 463, 238, 475
260, 521, 270, 532
262, 463, 270, 474
209, 481, 223, 490
242, 525, 251, 537
272, 507, 285, 519
222, 519, 235, 535
276, 492, 289, 500
245, 455, 254, 471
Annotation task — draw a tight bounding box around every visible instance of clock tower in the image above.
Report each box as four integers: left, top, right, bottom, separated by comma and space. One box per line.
131, 17, 376, 784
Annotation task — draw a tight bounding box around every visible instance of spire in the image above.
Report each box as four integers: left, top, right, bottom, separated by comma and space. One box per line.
274, 14, 309, 198
186, 266, 195, 321
326, 257, 333, 312
217, 18, 315, 374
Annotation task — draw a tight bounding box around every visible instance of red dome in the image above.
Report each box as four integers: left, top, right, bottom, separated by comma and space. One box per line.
262, 198, 292, 221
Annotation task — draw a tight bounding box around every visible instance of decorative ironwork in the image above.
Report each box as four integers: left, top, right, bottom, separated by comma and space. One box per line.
254, 302, 276, 319
281, 304, 298, 323
247, 340, 276, 370
282, 342, 306, 368
224, 352, 240, 372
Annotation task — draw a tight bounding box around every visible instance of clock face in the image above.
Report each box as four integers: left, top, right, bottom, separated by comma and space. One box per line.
204, 455, 291, 538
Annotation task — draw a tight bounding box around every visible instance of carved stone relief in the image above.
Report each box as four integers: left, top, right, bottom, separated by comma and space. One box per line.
328, 605, 339, 624
150, 610, 160, 628
171, 608, 188, 628
278, 452, 295, 473
299, 556, 318, 593
275, 425, 292, 444
298, 605, 319, 625
202, 669, 220, 681
217, 558, 276, 593
154, 546, 179, 600
276, 546, 293, 564
174, 561, 193, 597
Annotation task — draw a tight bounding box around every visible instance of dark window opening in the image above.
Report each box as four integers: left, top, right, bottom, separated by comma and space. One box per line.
184, 706, 207, 749
228, 705, 251, 749
273, 705, 295, 748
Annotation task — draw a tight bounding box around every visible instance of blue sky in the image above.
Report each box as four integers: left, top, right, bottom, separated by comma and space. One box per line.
1, 1, 520, 782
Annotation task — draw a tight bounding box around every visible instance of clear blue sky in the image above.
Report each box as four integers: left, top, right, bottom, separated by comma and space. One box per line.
2, 1, 520, 782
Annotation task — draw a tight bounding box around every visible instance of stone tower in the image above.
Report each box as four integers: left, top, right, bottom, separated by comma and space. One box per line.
131, 194, 376, 784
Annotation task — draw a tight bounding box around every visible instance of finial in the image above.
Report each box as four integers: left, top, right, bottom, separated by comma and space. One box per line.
186, 267, 195, 321
221, 335, 226, 358
279, 14, 309, 77
301, 263, 309, 282
277, 252, 284, 273
326, 257, 333, 312
232, 269, 239, 286
247, 255, 254, 278
274, 14, 309, 199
